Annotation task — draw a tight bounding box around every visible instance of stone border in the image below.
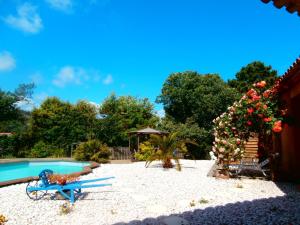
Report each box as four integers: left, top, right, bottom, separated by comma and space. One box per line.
0, 160, 99, 187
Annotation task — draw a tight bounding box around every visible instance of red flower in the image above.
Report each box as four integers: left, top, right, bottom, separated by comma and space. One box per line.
255, 102, 261, 109
247, 108, 254, 114
247, 89, 257, 97
263, 117, 272, 122
273, 121, 282, 133
252, 95, 261, 101
263, 90, 271, 98
258, 114, 264, 118
273, 126, 282, 133
274, 120, 282, 126
256, 81, 267, 88
263, 105, 268, 110
247, 121, 252, 126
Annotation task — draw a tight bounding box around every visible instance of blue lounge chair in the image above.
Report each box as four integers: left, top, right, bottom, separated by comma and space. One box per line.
26, 169, 114, 203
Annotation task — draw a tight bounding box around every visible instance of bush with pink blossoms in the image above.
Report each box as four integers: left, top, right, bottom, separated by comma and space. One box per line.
212, 79, 286, 168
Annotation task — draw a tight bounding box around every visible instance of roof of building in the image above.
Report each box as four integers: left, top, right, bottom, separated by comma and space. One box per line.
128, 127, 168, 135
0, 133, 13, 136
261, 0, 300, 15
277, 56, 300, 93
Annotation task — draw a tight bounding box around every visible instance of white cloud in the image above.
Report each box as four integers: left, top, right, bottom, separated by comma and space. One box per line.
3, 3, 43, 34
14, 97, 35, 111
156, 109, 165, 118
0, 51, 15, 72
52, 66, 113, 87
103, 74, 113, 85
45, 0, 73, 12
89, 101, 100, 109
16, 92, 49, 111
52, 66, 89, 87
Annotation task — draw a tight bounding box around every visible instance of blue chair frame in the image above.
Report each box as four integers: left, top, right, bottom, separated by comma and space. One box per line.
26, 169, 114, 203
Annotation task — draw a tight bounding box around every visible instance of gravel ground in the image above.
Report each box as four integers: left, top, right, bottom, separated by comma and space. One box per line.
0, 160, 299, 225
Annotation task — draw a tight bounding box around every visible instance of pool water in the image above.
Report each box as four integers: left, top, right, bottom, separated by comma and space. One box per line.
0, 161, 89, 182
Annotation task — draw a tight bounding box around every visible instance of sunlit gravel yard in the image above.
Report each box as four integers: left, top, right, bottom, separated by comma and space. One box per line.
0, 160, 299, 225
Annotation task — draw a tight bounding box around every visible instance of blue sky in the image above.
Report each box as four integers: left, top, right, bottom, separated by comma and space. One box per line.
0, 0, 300, 114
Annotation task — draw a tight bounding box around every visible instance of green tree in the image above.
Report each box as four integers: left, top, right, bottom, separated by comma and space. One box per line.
30, 97, 98, 154
158, 117, 212, 159
156, 72, 238, 159
0, 83, 35, 132
157, 72, 238, 129
0, 83, 35, 158
97, 94, 159, 146
228, 61, 278, 94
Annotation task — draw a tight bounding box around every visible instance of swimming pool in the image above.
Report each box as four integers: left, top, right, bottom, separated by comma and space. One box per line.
0, 161, 90, 183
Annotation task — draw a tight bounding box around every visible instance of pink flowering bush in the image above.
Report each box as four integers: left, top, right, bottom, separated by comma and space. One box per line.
212, 79, 285, 167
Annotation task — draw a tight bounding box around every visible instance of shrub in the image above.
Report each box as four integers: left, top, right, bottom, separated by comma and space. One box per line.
134, 141, 155, 161
29, 141, 52, 158
91, 146, 111, 163
29, 141, 64, 158
51, 148, 65, 158
144, 133, 189, 171
73, 139, 111, 163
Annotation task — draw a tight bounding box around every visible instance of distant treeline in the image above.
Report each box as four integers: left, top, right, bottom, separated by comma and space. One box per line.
0, 61, 277, 159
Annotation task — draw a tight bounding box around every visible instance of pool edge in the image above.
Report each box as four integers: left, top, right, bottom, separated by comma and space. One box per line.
0, 161, 99, 187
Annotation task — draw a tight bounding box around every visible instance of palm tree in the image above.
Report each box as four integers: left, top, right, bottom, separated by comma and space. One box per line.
145, 132, 190, 171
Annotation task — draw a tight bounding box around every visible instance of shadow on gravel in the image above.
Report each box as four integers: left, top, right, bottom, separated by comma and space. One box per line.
113, 183, 300, 225
147, 164, 198, 170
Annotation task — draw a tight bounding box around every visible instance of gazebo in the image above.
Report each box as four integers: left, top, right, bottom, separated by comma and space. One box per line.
128, 127, 168, 152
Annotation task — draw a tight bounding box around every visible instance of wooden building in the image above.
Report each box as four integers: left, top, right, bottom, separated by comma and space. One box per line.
275, 57, 300, 181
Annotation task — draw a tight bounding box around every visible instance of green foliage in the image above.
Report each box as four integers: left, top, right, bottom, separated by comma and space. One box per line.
158, 118, 212, 159
134, 141, 156, 161
0, 90, 20, 123
0, 83, 34, 133
157, 72, 239, 129
29, 141, 63, 158
30, 98, 98, 153
97, 94, 159, 146
156, 72, 238, 160
228, 61, 278, 94
91, 147, 111, 163
145, 133, 189, 171
51, 148, 65, 158
0, 136, 15, 158
190, 200, 196, 207
73, 139, 111, 163
199, 198, 209, 204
